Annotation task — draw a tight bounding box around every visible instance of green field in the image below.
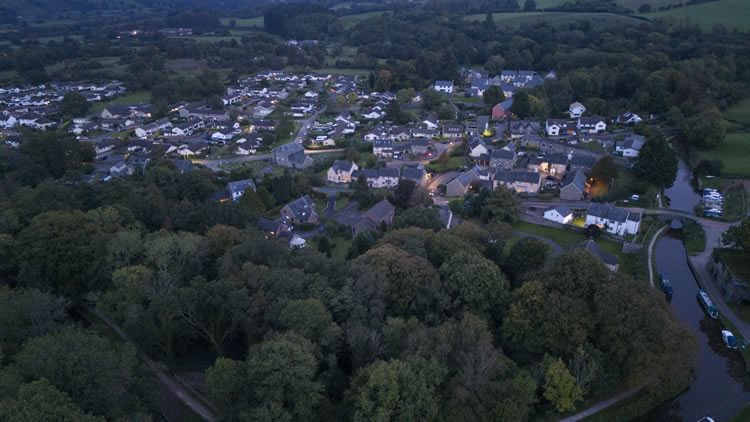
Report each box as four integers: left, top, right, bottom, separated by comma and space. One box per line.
698, 133, 750, 177
331, 2, 381, 10
465, 11, 644, 27
219, 17, 264, 28
340, 11, 392, 29
642, 0, 750, 32
90, 90, 152, 113
724, 98, 750, 126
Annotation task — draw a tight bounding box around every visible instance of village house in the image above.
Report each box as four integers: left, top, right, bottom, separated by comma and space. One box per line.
615, 134, 645, 157
177, 141, 209, 157
491, 98, 514, 120
585, 203, 641, 236
227, 178, 256, 202
401, 165, 427, 186
442, 124, 463, 138
446, 166, 483, 197
280, 195, 319, 223
577, 116, 607, 134
469, 136, 489, 158
489, 148, 516, 170
353, 199, 396, 233
257, 216, 291, 239
273, 142, 313, 169
327, 160, 359, 183
434, 80, 454, 94
541, 154, 568, 176
410, 138, 430, 155
569, 154, 597, 172
509, 120, 540, 138
574, 239, 619, 272
492, 170, 541, 193
559, 170, 587, 200
355, 168, 400, 188
615, 112, 642, 124
568, 102, 587, 118
544, 204, 573, 224
546, 119, 572, 136
235, 138, 259, 155
373, 139, 394, 158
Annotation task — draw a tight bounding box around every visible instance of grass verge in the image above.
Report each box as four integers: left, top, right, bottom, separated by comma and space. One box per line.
682, 220, 706, 255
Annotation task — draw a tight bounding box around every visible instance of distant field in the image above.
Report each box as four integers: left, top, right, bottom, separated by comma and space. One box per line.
331, 2, 380, 10
283, 66, 370, 76
698, 133, 750, 177
465, 11, 644, 27
340, 11, 392, 29
219, 17, 264, 28
90, 91, 152, 113
724, 98, 750, 126
642, 0, 750, 32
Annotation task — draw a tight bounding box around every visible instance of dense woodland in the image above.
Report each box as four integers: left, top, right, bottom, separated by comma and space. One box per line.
0, 1, 747, 420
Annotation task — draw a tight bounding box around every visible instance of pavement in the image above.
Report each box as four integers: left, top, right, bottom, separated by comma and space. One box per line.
647, 225, 668, 288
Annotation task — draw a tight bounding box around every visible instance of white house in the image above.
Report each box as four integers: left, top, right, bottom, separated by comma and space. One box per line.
568, 102, 586, 118
327, 160, 359, 183
211, 129, 236, 142
358, 167, 400, 188
545, 119, 569, 136
469, 137, 489, 158
235, 138, 257, 155
577, 116, 607, 134
585, 203, 641, 236
543, 205, 573, 224
0, 115, 17, 128
615, 134, 645, 158
421, 117, 439, 129
615, 112, 642, 124
434, 80, 454, 94
362, 110, 382, 120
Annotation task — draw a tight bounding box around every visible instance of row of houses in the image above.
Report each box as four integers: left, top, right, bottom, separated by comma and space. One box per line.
327, 160, 428, 187
543, 203, 641, 237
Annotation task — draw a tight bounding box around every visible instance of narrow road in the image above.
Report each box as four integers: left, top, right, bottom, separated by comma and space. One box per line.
89, 308, 216, 422
324, 193, 336, 218
556, 386, 644, 422
648, 225, 668, 288
193, 148, 346, 171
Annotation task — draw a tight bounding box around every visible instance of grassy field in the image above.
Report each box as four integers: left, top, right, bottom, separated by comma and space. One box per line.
698, 133, 750, 177
723, 185, 747, 220
681, 220, 706, 254
724, 98, 750, 126
219, 17, 264, 28
512, 221, 635, 275
465, 11, 643, 27
90, 90, 152, 113
283, 66, 371, 76
340, 11, 392, 29
642, 0, 750, 32
308, 235, 353, 261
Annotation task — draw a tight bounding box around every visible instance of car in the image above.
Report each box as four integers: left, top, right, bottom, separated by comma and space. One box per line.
429, 190, 436, 196
722, 330, 738, 349
631, 194, 640, 201
517, 151, 525, 156
99, 155, 108, 161
545, 175, 557, 181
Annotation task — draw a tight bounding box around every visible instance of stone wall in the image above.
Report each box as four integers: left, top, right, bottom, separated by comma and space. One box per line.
709, 249, 750, 303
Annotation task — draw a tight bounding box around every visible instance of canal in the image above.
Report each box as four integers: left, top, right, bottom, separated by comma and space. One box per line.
638, 233, 750, 421
664, 159, 702, 213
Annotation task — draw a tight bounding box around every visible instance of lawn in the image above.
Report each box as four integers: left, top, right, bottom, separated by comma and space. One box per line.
219, 17, 264, 27
724, 97, 750, 126
512, 221, 635, 275
698, 133, 750, 177
339, 11, 392, 29
642, 0, 750, 32
681, 220, 706, 255
315, 200, 327, 217
464, 11, 643, 27
723, 185, 747, 220
308, 235, 353, 261
426, 156, 464, 173
700, 176, 730, 191
90, 90, 152, 113
335, 196, 351, 212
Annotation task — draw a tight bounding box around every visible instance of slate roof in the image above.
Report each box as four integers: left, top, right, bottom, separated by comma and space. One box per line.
491, 149, 515, 160
363, 199, 395, 223
401, 166, 425, 181
493, 170, 541, 184
575, 239, 618, 266
544, 153, 568, 165
227, 178, 256, 196
550, 204, 572, 216
579, 116, 606, 126
332, 160, 355, 173
627, 212, 642, 222
562, 170, 587, 192
570, 154, 596, 168
284, 195, 317, 223
587, 203, 629, 223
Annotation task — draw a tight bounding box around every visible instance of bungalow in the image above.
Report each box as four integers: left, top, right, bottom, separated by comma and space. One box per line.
227, 178, 256, 201
615, 112, 642, 125
568, 102, 586, 118
353, 199, 396, 234
469, 136, 489, 158
0, 115, 17, 128
492, 170, 541, 193
559, 170, 587, 200
235, 138, 259, 155
362, 109, 382, 120
615, 134, 645, 157
211, 129, 237, 142
94, 138, 119, 155
412, 128, 437, 139
585, 203, 640, 236
544, 204, 573, 224
390, 127, 411, 141
442, 124, 463, 139
280, 195, 319, 223
327, 160, 359, 183
29, 117, 56, 131
249, 119, 276, 131
574, 239, 619, 272
434, 80, 454, 94
519, 134, 543, 148
253, 101, 275, 118
577, 116, 607, 134
222, 93, 242, 106
101, 104, 131, 119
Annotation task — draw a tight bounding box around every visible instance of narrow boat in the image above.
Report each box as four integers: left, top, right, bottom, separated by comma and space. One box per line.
659, 273, 673, 303
697, 289, 719, 319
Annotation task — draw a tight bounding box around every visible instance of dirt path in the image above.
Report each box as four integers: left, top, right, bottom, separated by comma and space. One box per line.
89, 309, 217, 422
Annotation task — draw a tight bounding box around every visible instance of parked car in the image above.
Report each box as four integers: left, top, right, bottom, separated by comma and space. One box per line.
99, 155, 108, 161
631, 194, 640, 201
697, 417, 715, 422
722, 330, 738, 349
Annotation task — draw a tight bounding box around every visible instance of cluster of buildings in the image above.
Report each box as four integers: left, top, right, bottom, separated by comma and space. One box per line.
327, 160, 428, 188
543, 203, 642, 237
464, 69, 547, 98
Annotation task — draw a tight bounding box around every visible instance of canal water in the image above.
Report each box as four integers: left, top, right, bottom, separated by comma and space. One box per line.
639, 233, 750, 421
664, 159, 702, 213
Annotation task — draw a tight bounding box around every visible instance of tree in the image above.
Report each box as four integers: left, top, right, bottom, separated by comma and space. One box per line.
275, 116, 295, 140
483, 85, 504, 107
437, 103, 456, 120
0, 378, 104, 422
504, 237, 552, 288
392, 208, 443, 232
60, 92, 91, 116
543, 358, 583, 413
723, 217, 750, 251
318, 236, 332, 257
348, 231, 375, 259
246, 333, 323, 420
480, 187, 520, 223
511, 90, 531, 119
208, 95, 224, 110
0, 287, 66, 356
638, 3, 652, 13
484, 11, 495, 32
394, 180, 417, 209
349, 356, 447, 422
421, 89, 443, 111
171, 277, 251, 356
337, 94, 347, 107
633, 135, 678, 188
279, 298, 340, 345
439, 251, 508, 315
385, 101, 408, 124
523, 0, 537, 11
590, 155, 617, 183
366, 154, 379, 168
678, 109, 727, 150
397, 88, 416, 105
15, 327, 137, 418
353, 174, 371, 206
346, 148, 360, 162
205, 358, 248, 418
239, 188, 266, 212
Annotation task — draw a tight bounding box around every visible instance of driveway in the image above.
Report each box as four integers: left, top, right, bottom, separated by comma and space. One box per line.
333, 200, 361, 227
